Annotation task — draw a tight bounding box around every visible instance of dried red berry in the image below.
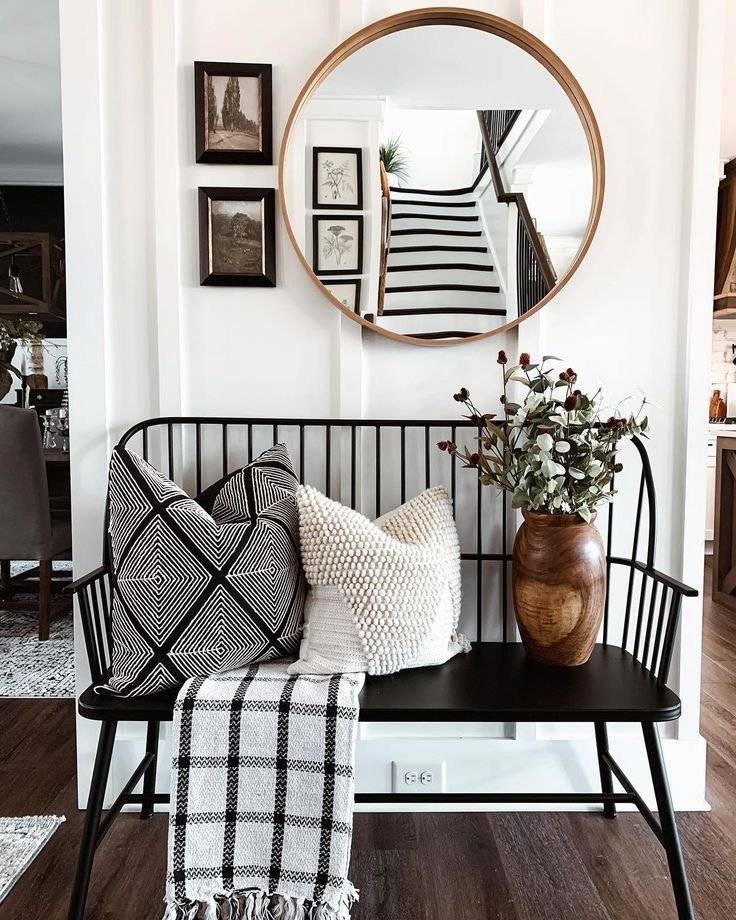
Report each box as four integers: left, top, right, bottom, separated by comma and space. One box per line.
519, 352, 531, 366
497, 350, 508, 365
453, 387, 470, 402
564, 394, 578, 411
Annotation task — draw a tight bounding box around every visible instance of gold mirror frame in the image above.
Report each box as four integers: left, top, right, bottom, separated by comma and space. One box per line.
277, 7, 605, 347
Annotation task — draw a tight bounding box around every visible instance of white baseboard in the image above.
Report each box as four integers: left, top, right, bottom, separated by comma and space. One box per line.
90, 727, 709, 815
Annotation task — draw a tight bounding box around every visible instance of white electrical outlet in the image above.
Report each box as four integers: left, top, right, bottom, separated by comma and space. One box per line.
391, 761, 446, 793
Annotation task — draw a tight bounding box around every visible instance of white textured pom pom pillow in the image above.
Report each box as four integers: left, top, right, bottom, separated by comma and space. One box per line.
290, 485, 469, 676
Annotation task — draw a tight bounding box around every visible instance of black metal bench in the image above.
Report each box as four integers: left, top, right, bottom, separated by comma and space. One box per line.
68, 417, 699, 920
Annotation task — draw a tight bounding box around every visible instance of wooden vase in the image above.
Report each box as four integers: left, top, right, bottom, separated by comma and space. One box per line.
512, 510, 606, 666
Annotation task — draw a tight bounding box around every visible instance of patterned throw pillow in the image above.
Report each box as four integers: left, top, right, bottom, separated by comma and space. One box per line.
102, 444, 305, 696
289, 485, 469, 676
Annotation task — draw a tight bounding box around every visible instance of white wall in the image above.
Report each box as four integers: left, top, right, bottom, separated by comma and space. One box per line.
60, 0, 723, 810
381, 107, 480, 189
721, 0, 736, 162
283, 96, 383, 317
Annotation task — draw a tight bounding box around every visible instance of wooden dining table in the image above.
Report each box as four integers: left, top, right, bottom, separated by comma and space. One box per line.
44, 449, 71, 506
43, 449, 70, 464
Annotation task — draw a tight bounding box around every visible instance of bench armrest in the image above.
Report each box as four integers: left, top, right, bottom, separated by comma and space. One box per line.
67, 564, 110, 594
609, 557, 698, 599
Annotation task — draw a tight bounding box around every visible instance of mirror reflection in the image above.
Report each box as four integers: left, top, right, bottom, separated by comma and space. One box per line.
283, 23, 596, 342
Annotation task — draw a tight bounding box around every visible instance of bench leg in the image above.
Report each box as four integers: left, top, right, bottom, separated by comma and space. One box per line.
68, 720, 117, 920
141, 720, 160, 820
594, 721, 616, 819
642, 722, 695, 920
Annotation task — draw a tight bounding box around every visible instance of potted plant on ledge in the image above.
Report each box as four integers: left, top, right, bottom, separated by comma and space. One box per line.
440, 352, 649, 667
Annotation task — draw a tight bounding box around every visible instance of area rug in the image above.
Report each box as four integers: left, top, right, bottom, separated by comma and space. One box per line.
0, 592, 75, 698
0, 816, 65, 904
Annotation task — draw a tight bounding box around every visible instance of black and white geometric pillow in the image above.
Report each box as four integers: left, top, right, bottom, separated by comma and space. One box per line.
102, 444, 306, 696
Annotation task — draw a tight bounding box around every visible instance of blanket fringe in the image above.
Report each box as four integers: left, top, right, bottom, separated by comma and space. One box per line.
163, 883, 359, 920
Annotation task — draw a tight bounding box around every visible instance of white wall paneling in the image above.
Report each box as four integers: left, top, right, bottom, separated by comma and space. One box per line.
59, 0, 720, 810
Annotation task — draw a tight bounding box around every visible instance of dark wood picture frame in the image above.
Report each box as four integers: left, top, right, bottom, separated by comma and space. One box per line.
312, 214, 364, 276
198, 187, 276, 287
194, 61, 273, 164
312, 146, 363, 210
320, 278, 362, 315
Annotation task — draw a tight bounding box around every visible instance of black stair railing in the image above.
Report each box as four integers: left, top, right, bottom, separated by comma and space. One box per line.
477, 110, 557, 316
478, 109, 521, 173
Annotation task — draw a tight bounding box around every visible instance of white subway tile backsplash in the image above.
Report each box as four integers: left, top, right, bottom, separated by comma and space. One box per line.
712, 322, 736, 393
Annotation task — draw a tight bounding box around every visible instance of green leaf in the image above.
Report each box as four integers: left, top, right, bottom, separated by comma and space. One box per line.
511, 491, 528, 509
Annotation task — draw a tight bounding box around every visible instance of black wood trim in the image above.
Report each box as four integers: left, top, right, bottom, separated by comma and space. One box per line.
390, 244, 488, 254
380, 306, 506, 316
408, 330, 479, 339
390, 228, 482, 237
385, 283, 500, 293
392, 213, 479, 222
388, 165, 488, 197
391, 198, 477, 208
389, 184, 475, 196
387, 262, 494, 273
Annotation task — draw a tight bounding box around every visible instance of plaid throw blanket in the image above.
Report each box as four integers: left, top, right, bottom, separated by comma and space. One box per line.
164, 663, 364, 920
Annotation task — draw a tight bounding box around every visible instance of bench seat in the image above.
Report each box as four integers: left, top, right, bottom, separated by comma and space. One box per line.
77, 642, 680, 724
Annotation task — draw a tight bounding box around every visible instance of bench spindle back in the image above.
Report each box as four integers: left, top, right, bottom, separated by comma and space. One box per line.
74, 417, 692, 690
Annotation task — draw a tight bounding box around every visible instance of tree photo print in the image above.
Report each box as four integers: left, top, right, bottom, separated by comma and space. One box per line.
206, 74, 261, 152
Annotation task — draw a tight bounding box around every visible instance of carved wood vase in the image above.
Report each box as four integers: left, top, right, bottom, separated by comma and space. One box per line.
512, 510, 606, 666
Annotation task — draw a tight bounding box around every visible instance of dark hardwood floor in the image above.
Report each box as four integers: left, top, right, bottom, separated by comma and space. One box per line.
2, 562, 735, 919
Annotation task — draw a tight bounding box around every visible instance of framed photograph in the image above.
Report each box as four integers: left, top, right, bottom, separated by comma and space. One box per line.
312, 147, 363, 210
194, 61, 272, 164
198, 187, 276, 287
321, 278, 362, 315
312, 215, 363, 276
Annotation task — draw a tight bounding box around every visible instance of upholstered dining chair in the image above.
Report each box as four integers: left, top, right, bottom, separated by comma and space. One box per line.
0, 405, 72, 639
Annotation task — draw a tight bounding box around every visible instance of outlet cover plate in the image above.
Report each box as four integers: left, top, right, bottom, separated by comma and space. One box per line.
391, 760, 447, 793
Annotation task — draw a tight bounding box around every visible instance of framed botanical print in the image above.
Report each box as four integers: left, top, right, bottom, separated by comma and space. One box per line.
194, 61, 273, 164
198, 187, 276, 287
320, 279, 362, 315
312, 147, 363, 209
312, 215, 363, 276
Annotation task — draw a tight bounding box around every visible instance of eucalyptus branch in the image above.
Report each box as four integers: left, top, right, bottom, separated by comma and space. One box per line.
440, 353, 649, 521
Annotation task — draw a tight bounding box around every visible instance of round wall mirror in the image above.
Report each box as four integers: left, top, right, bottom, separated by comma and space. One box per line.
279, 9, 604, 346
